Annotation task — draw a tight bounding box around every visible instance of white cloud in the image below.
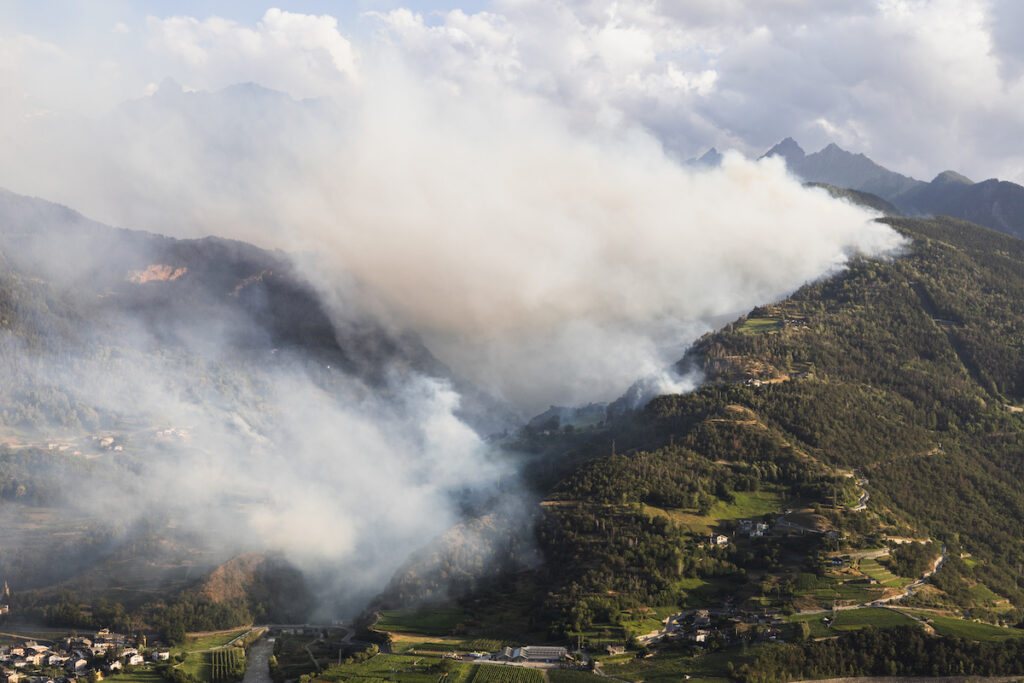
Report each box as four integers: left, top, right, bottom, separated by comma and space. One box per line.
357, 0, 1024, 182
145, 8, 360, 96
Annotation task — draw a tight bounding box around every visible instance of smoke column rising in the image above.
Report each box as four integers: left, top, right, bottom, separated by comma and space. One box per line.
0, 13, 910, 616
0, 54, 904, 410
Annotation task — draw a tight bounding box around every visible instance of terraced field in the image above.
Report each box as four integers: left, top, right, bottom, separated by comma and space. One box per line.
858, 556, 913, 589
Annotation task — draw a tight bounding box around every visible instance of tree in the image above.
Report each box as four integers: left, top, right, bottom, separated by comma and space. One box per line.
162, 621, 186, 645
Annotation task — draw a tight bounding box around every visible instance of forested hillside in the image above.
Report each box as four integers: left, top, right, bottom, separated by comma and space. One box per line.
454, 215, 1024, 646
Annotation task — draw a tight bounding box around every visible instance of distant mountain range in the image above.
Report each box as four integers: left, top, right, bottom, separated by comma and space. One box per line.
757, 137, 1024, 241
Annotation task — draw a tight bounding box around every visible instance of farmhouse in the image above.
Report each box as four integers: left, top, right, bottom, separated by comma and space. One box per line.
499, 646, 569, 663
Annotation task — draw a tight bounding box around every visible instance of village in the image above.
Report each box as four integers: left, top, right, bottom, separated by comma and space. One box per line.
0, 629, 170, 683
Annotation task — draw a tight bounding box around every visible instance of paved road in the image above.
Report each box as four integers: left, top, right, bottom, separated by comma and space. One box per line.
869, 544, 946, 606
799, 544, 946, 616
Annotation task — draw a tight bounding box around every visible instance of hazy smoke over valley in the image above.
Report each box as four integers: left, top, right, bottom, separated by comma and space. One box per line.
1, 56, 904, 410
0, 8, 909, 619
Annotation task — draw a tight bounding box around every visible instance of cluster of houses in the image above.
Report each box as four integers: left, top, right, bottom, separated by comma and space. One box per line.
660, 609, 718, 644
92, 436, 123, 452
738, 519, 771, 538
707, 519, 775, 547
643, 607, 792, 648
0, 630, 169, 683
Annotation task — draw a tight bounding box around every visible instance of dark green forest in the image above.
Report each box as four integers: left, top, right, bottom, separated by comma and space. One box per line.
478, 215, 1024, 645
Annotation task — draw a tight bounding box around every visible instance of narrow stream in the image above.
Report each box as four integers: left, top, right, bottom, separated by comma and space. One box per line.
242, 637, 275, 683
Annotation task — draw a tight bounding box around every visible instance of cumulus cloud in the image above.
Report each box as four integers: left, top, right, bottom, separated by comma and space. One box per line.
145, 9, 360, 95
8, 2, 1024, 181
361, 0, 1024, 183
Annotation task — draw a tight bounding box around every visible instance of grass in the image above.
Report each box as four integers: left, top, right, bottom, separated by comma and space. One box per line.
675, 577, 742, 608
180, 651, 212, 682
807, 581, 884, 605
858, 557, 913, 589
830, 608, 920, 631
107, 671, 165, 683
709, 490, 786, 520
968, 582, 1003, 603
376, 607, 466, 636
388, 634, 506, 654
925, 615, 1024, 641
603, 647, 750, 682
644, 490, 787, 535
620, 606, 673, 635
171, 628, 251, 683
548, 671, 602, 682
470, 665, 546, 682
0, 630, 63, 642
319, 653, 475, 682
784, 612, 835, 638
182, 629, 250, 651
786, 607, 921, 638
739, 317, 781, 335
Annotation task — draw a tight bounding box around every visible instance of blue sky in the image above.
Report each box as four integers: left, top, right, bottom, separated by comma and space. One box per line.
1, 1, 492, 39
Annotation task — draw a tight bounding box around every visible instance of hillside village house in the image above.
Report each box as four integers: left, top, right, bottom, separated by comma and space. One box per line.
0, 629, 151, 683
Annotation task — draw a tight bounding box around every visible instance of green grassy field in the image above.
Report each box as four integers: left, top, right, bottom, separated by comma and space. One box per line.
548, 670, 602, 682
709, 490, 787, 520
925, 615, 1024, 641
182, 629, 250, 651
170, 629, 252, 683
739, 317, 781, 334
603, 648, 749, 683
644, 490, 787, 536
619, 606, 674, 635
388, 635, 506, 654
674, 577, 743, 608
830, 607, 920, 631
858, 557, 913, 588
106, 671, 165, 683
809, 581, 884, 604
179, 651, 212, 682
376, 607, 467, 635
319, 653, 475, 682
784, 612, 835, 638
967, 582, 1005, 605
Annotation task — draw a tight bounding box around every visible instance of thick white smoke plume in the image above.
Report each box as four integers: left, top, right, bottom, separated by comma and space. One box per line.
0, 11, 908, 617
0, 55, 903, 410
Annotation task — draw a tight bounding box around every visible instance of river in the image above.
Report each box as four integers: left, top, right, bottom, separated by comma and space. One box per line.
242, 637, 275, 683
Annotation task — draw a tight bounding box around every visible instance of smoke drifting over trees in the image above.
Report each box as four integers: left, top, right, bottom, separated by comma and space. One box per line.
0, 12, 907, 618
